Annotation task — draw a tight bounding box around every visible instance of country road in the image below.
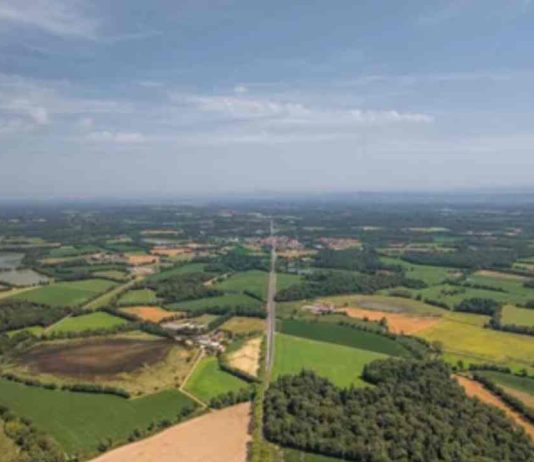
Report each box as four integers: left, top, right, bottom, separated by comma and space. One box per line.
265, 220, 277, 377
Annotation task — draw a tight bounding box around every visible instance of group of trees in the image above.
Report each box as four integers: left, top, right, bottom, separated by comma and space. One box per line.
205, 248, 269, 273
142, 272, 221, 303
209, 386, 255, 409
0, 301, 75, 333
455, 297, 501, 315
264, 360, 534, 461
403, 248, 517, 269
315, 248, 383, 273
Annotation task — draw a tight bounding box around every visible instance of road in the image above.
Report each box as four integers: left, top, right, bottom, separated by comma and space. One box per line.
265, 220, 277, 377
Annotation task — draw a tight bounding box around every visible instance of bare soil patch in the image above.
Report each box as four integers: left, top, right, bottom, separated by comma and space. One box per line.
90, 402, 251, 462
455, 375, 534, 440
121, 306, 176, 323
126, 255, 159, 266
151, 246, 191, 257
17, 337, 173, 378
341, 307, 440, 335
228, 337, 262, 377
475, 270, 529, 282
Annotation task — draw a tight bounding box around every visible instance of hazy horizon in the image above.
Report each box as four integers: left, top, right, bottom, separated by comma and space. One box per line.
1, 1, 534, 197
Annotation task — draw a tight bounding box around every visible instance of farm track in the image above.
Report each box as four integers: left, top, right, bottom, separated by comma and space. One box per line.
265, 220, 277, 378
179, 349, 207, 408
84, 278, 139, 310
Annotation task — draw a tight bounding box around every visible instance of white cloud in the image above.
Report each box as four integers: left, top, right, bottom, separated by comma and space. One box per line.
87, 131, 146, 144
233, 85, 248, 94
0, 0, 98, 38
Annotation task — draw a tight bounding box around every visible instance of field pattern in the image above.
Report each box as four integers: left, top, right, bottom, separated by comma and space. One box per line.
216, 270, 269, 300
168, 293, 261, 312
118, 289, 158, 305
48, 312, 128, 334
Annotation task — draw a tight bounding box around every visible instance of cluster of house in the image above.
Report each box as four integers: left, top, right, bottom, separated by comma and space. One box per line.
161, 320, 226, 353
302, 302, 336, 315
247, 236, 304, 250
317, 237, 361, 250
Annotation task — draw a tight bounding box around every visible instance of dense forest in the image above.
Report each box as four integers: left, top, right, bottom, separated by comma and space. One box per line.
142, 272, 221, 303
0, 301, 74, 332
264, 360, 534, 461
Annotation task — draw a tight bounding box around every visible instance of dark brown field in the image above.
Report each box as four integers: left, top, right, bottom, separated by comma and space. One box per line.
17, 337, 173, 378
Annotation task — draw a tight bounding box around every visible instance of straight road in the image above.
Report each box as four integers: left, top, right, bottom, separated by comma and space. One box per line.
265, 220, 277, 377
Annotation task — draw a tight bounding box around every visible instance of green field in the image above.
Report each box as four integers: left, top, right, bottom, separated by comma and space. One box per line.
501, 305, 534, 327
183, 356, 248, 402
118, 288, 158, 305
320, 294, 445, 315
167, 293, 262, 312
47, 245, 100, 258
276, 273, 303, 292
278, 319, 411, 357
48, 312, 128, 334
273, 333, 388, 388
10, 279, 117, 307
478, 371, 534, 397
216, 270, 269, 300
413, 284, 521, 308
420, 311, 534, 368
7, 325, 45, 337
93, 270, 130, 282
282, 448, 344, 462
380, 257, 457, 286
0, 379, 196, 457
147, 263, 207, 282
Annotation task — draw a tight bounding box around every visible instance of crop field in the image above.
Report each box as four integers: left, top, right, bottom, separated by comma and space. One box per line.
501, 305, 534, 327
146, 262, 206, 282
0, 379, 196, 457
118, 289, 158, 305
220, 316, 265, 335
420, 311, 534, 367
6, 325, 45, 337
184, 356, 248, 403
478, 371, 534, 398
48, 312, 129, 334
278, 319, 411, 357
320, 294, 444, 315
216, 270, 269, 300
10, 279, 117, 307
120, 306, 176, 323
16, 336, 174, 378
227, 337, 262, 377
276, 272, 303, 292
0, 269, 50, 286
167, 293, 262, 312
380, 257, 457, 286
93, 270, 130, 282
273, 333, 388, 388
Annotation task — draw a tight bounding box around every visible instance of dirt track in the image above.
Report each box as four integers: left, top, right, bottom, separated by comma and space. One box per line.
90, 403, 251, 462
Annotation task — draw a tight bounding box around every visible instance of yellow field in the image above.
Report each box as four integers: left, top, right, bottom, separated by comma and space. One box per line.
220, 317, 265, 335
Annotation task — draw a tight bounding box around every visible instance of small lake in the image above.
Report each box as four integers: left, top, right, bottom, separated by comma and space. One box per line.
0, 252, 24, 270
0, 269, 49, 286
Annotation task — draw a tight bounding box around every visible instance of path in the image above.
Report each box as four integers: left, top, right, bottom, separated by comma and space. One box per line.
265, 219, 277, 377
179, 349, 207, 408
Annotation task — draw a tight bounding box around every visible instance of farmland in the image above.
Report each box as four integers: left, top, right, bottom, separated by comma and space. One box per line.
501, 305, 534, 327
273, 333, 388, 388
227, 337, 262, 377
216, 270, 269, 300
220, 316, 265, 335
118, 289, 158, 305
120, 306, 175, 323
0, 379, 197, 457
184, 356, 249, 403
168, 293, 262, 313
10, 279, 117, 307
320, 294, 445, 315
48, 312, 129, 334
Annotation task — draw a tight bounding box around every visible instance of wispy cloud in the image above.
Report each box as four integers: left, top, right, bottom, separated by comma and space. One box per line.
0, 0, 99, 39
87, 131, 147, 144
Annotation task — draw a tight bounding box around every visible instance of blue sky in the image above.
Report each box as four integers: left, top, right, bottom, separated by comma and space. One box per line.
1, 0, 533, 198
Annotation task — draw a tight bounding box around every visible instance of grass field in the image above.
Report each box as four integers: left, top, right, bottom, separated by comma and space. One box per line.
419, 311, 534, 368
278, 319, 411, 357
7, 325, 45, 337
478, 371, 534, 396
380, 257, 457, 286
273, 333, 388, 388
10, 279, 117, 307
183, 356, 248, 403
220, 316, 265, 335
167, 293, 262, 312
48, 312, 128, 334
501, 305, 534, 327
93, 270, 130, 282
282, 448, 344, 462
216, 270, 269, 300
118, 289, 158, 305
276, 273, 303, 292
0, 379, 197, 457
146, 263, 206, 282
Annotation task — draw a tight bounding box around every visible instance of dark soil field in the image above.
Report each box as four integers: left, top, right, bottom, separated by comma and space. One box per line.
17, 337, 173, 378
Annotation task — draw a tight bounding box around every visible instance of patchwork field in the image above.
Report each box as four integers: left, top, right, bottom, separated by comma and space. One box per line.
90, 402, 251, 462
340, 307, 441, 335
147, 262, 206, 282
220, 316, 265, 335
477, 371, 534, 409
184, 356, 248, 403
0, 269, 50, 286
48, 312, 128, 334
10, 279, 117, 307
216, 270, 269, 300
320, 294, 444, 315
93, 270, 130, 282
278, 319, 411, 357
0, 379, 197, 457
227, 337, 262, 377
118, 289, 158, 305
16, 336, 173, 378
168, 293, 261, 312
273, 333, 388, 388
380, 257, 458, 286
120, 306, 176, 323
501, 305, 534, 327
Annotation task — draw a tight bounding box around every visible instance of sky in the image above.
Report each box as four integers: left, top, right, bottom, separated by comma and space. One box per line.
1, 0, 534, 199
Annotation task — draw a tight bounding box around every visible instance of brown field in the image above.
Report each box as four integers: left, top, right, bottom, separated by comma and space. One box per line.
220, 317, 265, 335
475, 270, 529, 282
228, 337, 262, 377
17, 337, 173, 378
90, 402, 251, 462
277, 249, 317, 259
151, 247, 192, 257
126, 254, 159, 266
121, 306, 176, 323
340, 307, 441, 335
455, 376, 534, 440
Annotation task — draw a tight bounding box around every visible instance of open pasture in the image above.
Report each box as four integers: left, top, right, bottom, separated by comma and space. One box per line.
220, 316, 265, 335
0, 269, 50, 286
184, 356, 248, 403
168, 293, 261, 313
48, 312, 128, 334
501, 305, 534, 327
16, 336, 173, 378
380, 257, 457, 286
0, 379, 196, 457
147, 262, 206, 281
320, 294, 444, 315
120, 306, 175, 323
10, 279, 117, 307
278, 319, 411, 357
273, 333, 388, 388
118, 288, 158, 305
227, 337, 262, 377
216, 270, 269, 300
93, 270, 130, 282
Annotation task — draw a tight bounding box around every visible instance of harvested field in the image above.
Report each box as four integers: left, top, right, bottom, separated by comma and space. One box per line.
340, 307, 441, 335
17, 337, 173, 378
126, 254, 159, 266
90, 402, 250, 462
221, 316, 265, 335
228, 337, 262, 377
455, 375, 534, 440
475, 270, 529, 282
121, 306, 176, 323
